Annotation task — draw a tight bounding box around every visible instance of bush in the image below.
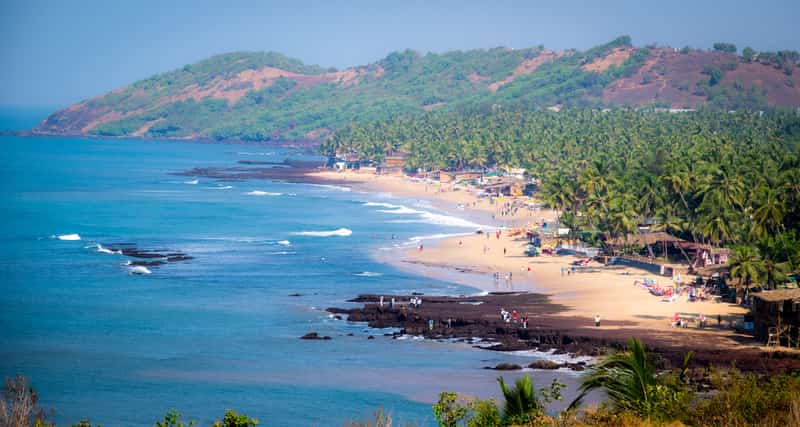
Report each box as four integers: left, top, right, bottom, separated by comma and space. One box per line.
212, 409, 258, 427
713, 42, 737, 54
687, 370, 800, 426
0, 376, 52, 427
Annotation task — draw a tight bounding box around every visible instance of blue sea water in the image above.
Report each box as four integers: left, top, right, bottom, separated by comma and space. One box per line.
0, 110, 581, 426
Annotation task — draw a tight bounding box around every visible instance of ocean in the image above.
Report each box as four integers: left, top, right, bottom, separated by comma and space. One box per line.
0, 109, 581, 426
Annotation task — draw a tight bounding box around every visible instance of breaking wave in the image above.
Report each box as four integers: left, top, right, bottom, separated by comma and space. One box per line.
362, 202, 487, 229
292, 228, 352, 237
56, 234, 81, 241
354, 271, 383, 277
128, 266, 152, 275
246, 190, 282, 196
96, 244, 121, 255
407, 233, 472, 243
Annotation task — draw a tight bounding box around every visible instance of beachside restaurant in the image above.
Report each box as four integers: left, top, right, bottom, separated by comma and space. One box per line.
604, 231, 691, 276
751, 289, 800, 348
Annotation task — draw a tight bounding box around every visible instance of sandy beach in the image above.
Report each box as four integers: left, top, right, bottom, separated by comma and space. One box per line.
311, 169, 752, 350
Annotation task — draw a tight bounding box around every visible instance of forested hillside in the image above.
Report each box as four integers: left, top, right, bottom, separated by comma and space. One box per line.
34, 37, 800, 142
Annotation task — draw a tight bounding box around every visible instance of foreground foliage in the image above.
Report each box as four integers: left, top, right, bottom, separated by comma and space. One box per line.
5, 351, 800, 427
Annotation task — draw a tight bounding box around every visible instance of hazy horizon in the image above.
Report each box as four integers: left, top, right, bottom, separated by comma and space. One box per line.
2, 0, 799, 108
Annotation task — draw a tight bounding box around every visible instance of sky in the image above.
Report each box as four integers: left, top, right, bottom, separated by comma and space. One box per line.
1, 0, 798, 108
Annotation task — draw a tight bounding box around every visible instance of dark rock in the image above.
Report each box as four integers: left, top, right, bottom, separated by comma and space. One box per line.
565, 363, 586, 372
492, 363, 522, 371
528, 360, 562, 370
300, 332, 331, 340
367, 335, 375, 340
288, 293, 304, 297
129, 260, 166, 267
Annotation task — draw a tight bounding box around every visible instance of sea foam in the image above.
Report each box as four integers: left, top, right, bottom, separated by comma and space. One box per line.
363, 201, 487, 229
96, 244, 122, 255
57, 234, 81, 241
354, 271, 383, 277
246, 190, 282, 196
128, 266, 152, 275
311, 184, 351, 192
407, 232, 472, 243
292, 228, 352, 237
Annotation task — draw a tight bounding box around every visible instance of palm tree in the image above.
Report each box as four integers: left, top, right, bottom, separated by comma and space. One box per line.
750, 183, 787, 241
570, 338, 658, 416
497, 375, 543, 424
729, 245, 765, 293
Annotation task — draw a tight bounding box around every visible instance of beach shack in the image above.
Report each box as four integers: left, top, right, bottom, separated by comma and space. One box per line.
751, 289, 800, 347
684, 244, 730, 269
454, 171, 482, 183
377, 150, 407, 175
329, 152, 362, 170
605, 232, 689, 276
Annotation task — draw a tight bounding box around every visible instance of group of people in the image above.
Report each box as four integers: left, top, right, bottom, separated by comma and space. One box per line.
496, 201, 521, 218
671, 312, 717, 328
409, 296, 423, 308
500, 307, 529, 328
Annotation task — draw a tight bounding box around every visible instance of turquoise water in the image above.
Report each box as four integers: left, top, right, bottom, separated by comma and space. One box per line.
0, 111, 580, 426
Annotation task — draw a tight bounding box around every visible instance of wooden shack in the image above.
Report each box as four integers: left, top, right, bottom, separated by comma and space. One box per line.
751, 289, 800, 345
454, 171, 482, 183
377, 151, 407, 175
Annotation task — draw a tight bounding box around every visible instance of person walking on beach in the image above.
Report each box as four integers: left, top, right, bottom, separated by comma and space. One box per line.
418, 244, 424, 252
522, 316, 528, 329
594, 314, 601, 327
379, 296, 384, 307
503, 247, 507, 256
428, 319, 434, 331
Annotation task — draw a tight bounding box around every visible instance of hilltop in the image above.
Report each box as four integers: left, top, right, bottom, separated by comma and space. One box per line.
34, 37, 800, 142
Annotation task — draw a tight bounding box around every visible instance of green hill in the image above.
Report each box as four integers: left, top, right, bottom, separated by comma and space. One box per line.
34, 36, 800, 142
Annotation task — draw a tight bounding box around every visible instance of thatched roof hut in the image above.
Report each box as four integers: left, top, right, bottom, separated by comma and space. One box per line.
607, 231, 685, 246
751, 289, 800, 344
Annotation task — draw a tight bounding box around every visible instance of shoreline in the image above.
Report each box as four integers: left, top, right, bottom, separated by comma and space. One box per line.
310, 168, 800, 374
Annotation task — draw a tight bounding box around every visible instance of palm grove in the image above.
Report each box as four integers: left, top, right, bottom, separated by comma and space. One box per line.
322, 108, 800, 292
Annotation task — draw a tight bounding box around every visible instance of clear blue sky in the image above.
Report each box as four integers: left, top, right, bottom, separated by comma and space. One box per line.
2, 0, 798, 108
